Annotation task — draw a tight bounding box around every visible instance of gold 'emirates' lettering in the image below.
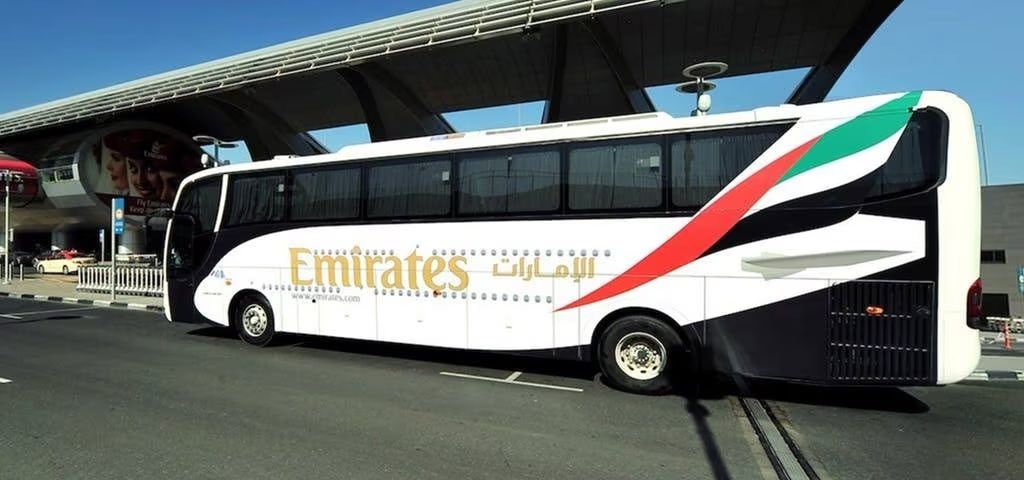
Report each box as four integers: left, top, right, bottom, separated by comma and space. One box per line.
290, 247, 469, 292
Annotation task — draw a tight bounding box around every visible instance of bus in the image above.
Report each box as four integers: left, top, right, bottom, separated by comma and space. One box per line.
163, 90, 982, 394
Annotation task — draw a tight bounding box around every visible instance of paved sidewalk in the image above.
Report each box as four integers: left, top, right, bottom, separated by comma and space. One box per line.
0, 273, 163, 310
978, 354, 1024, 372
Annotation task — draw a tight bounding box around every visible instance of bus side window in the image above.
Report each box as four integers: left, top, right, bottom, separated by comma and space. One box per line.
225, 173, 286, 226
865, 110, 944, 200
290, 167, 360, 221
457, 148, 560, 215
670, 124, 789, 210
367, 157, 451, 219
568, 141, 663, 211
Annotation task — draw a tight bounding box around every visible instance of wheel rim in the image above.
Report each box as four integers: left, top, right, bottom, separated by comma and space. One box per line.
241, 304, 269, 338
614, 332, 667, 381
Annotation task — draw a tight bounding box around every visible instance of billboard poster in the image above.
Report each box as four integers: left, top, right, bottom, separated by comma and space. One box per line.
83, 129, 203, 216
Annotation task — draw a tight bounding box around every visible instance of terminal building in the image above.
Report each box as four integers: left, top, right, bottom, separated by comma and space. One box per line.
981, 184, 1024, 320
0, 0, 908, 257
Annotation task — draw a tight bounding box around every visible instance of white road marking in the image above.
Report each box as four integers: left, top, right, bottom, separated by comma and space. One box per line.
0, 377, 12, 384
440, 371, 583, 392
4, 306, 98, 316
0, 313, 22, 319
505, 371, 522, 381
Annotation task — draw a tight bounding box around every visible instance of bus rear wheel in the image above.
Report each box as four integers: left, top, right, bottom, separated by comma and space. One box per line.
234, 294, 275, 346
598, 315, 685, 395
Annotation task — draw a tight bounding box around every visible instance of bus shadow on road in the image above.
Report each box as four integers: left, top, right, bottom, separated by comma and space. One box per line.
185, 326, 928, 413
186, 326, 238, 339
298, 334, 597, 381
733, 378, 930, 414
187, 326, 596, 381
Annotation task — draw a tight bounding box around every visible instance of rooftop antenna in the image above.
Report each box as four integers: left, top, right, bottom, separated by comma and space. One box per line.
676, 61, 728, 116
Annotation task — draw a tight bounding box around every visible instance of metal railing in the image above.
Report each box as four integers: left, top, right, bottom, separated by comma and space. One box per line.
77, 265, 164, 297
987, 316, 1024, 333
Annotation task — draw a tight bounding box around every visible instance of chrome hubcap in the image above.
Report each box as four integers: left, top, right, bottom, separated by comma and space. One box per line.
615, 332, 666, 381
241, 304, 268, 338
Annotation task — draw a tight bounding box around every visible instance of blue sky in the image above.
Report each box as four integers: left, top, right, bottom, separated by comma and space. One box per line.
0, 0, 1020, 183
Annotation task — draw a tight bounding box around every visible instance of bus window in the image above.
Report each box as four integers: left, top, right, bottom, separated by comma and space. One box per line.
568, 141, 663, 211
670, 124, 789, 209
169, 177, 221, 271
367, 157, 451, 218
167, 216, 194, 270
290, 166, 361, 221
225, 172, 286, 226
457, 148, 559, 215
865, 110, 945, 199
176, 177, 221, 235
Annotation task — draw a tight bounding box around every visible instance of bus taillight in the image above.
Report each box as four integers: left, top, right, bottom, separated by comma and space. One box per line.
967, 278, 984, 329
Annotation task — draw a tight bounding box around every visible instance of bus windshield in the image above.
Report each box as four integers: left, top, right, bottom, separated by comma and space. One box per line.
167, 177, 221, 272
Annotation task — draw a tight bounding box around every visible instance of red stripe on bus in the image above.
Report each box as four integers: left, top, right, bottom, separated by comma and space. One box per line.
555, 136, 821, 312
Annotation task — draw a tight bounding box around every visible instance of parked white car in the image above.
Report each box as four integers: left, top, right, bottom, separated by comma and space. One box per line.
35, 256, 96, 275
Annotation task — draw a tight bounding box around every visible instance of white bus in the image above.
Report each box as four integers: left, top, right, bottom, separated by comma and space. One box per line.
163, 90, 982, 394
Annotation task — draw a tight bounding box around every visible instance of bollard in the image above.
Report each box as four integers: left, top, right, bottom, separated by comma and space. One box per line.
1004, 321, 1013, 350
18, 263, 22, 281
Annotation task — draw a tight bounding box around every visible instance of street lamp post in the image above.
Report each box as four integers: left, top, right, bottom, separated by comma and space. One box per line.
976, 124, 990, 186
192, 135, 237, 167
2, 170, 10, 285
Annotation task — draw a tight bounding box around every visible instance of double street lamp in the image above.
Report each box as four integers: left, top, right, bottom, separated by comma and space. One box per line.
192, 135, 237, 167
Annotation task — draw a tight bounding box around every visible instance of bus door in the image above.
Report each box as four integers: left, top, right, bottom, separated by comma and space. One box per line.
165, 176, 223, 324
166, 215, 199, 323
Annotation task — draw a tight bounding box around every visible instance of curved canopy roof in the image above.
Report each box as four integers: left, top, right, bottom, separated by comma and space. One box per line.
0, 0, 901, 153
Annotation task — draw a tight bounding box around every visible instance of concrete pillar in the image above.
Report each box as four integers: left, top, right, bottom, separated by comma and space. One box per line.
117, 226, 145, 254
50, 230, 69, 251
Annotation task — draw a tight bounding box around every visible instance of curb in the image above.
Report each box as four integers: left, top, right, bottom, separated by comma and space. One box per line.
0, 291, 163, 313
981, 337, 1024, 344
964, 370, 1024, 382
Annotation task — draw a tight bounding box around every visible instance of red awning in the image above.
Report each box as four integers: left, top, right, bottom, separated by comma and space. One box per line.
0, 152, 39, 202
0, 152, 36, 176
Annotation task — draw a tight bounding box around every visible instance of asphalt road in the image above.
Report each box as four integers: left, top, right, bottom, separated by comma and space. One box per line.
0, 297, 1020, 479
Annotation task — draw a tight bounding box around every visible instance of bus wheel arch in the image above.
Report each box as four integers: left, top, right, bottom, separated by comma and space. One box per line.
591, 307, 701, 395
229, 290, 276, 346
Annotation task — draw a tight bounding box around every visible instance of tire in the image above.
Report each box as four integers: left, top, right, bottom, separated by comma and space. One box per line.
36, 265, 44, 274
598, 315, 687, 395
233, 294, 275, 346
62, 265, 69, 275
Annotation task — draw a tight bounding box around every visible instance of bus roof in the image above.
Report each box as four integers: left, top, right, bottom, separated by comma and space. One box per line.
183, 91, 932, 184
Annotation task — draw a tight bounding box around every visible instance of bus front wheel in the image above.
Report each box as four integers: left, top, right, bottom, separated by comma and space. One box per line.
233, 294, 275, 346
598, 315, 685, 395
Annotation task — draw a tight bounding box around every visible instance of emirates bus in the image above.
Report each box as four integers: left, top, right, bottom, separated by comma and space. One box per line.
162, 90, 982, 394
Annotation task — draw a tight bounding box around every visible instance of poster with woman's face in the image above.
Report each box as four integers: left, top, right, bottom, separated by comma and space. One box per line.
88, 129, 202, 215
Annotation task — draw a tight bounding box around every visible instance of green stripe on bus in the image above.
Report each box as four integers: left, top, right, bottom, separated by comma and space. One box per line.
779, 90, 922, 183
